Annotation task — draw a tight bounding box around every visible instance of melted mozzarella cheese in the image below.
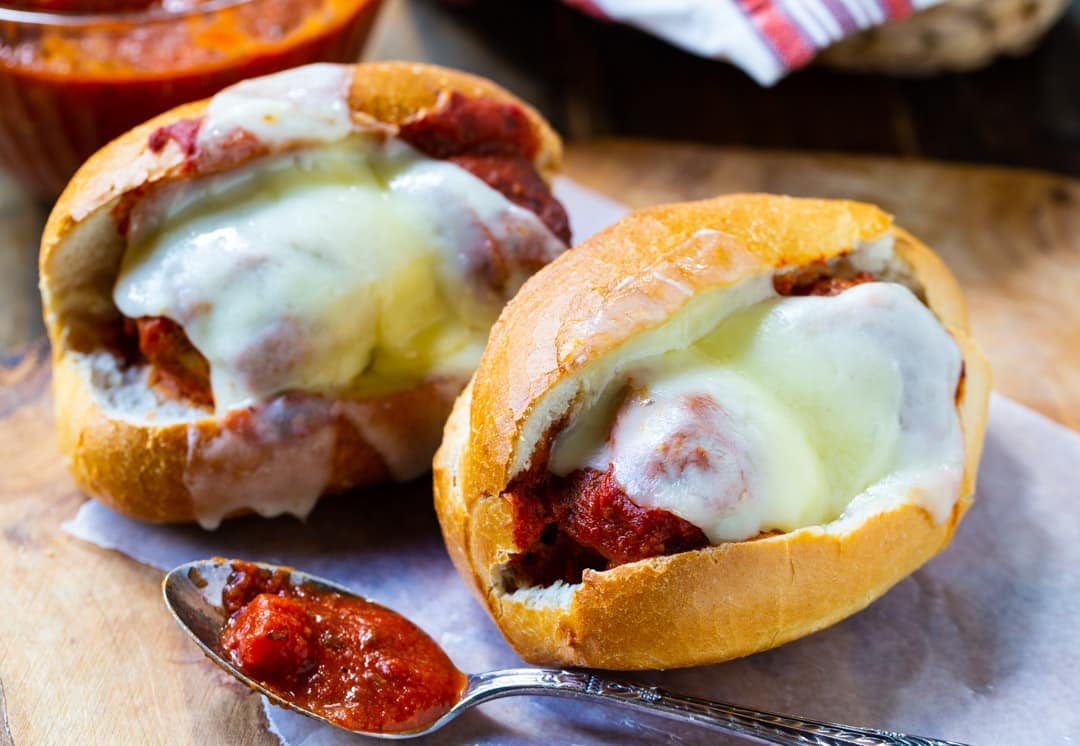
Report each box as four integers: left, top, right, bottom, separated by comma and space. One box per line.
114, 137, 565, 413
198, 63, 359, 151
550, 282, 964, 542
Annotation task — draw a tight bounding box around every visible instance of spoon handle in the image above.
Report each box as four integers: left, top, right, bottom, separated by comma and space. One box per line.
461, 669, 967, 746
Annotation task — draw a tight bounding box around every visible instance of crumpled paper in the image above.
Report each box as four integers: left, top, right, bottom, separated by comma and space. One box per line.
63, 180, 1080, 744
563, 0, 942, 84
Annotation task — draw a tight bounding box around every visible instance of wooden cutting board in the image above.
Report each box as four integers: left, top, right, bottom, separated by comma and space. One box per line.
0, 142, 1076, 745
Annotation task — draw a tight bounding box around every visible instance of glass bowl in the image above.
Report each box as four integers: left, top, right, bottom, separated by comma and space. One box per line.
0, 0, 383, 197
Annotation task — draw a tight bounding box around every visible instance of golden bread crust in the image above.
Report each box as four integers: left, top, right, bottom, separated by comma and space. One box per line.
41, 62, 563, 524
344, 62, 561, 179
55, 353, 467, 524
433, 194, 991, 669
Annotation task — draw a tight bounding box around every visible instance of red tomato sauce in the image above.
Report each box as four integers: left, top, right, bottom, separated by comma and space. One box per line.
507, 466, 708, 586
398, 92, 571, 245
773, 265, 875, 296
220, 561, 466, 734
127, 316, 213, 407
0, 0, 381, 197
7, 0, 160, 10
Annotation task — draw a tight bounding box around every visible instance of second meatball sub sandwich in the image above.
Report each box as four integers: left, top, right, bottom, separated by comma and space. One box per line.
434, 195, 991, 669
41, 62, 570, 528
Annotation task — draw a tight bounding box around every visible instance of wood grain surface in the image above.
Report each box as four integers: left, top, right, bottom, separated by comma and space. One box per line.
0, 142, 1076, 745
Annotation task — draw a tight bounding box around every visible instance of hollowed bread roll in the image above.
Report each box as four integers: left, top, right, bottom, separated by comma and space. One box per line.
41, 62, 569, 527
433, 194, 990, 669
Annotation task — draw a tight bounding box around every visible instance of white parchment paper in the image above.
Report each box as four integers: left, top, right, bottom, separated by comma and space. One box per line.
62, 181, 1080, 744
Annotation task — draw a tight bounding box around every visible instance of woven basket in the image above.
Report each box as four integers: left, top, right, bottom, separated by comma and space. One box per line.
819, 0, 1070, 75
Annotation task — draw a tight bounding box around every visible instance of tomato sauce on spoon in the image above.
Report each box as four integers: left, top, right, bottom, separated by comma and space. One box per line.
220, 561, 466, 734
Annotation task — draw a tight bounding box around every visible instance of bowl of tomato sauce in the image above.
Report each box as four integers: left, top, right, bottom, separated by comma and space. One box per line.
0, 0, 383, 197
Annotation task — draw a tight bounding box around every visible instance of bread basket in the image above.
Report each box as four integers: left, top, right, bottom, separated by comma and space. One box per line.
819, 0, 1069, 74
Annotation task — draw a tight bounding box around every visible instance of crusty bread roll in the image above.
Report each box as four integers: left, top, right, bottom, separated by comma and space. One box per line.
433, 194, 991, 669
41, 62, 567, 527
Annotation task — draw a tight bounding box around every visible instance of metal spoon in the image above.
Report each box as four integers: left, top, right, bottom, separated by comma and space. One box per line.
163, 558, 966, 745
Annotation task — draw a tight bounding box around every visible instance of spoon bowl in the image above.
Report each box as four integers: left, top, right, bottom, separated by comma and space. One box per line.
163, 558, 378, 734
163, 558, 969, 745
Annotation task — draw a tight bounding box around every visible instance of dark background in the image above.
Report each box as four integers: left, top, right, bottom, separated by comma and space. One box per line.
409, 0, 1080, 175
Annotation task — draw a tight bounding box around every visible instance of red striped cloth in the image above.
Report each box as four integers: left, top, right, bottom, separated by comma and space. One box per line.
562, 0, 927, 84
